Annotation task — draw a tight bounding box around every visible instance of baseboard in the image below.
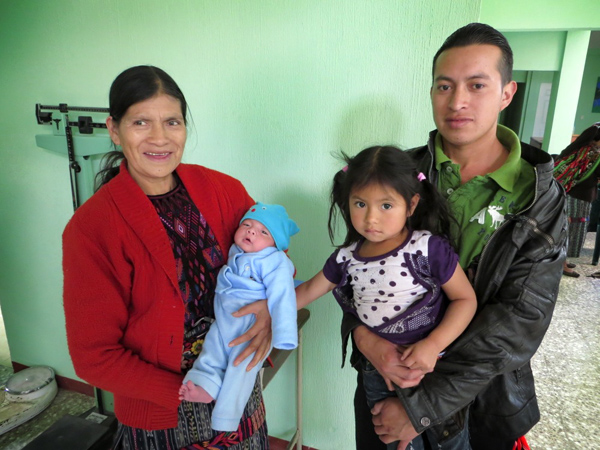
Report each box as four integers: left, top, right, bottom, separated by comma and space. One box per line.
12, 361, 95, 397
268, 436, 319, 450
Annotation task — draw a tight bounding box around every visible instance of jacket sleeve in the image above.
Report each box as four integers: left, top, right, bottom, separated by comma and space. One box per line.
340, 311, 363, 368
396, 185, 567, 434
63, 213, 183, 412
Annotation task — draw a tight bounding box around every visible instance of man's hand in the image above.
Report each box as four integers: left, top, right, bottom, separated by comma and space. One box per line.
354, 326, 425, 388
230, 300, 272, 370
371, 397, 419, 450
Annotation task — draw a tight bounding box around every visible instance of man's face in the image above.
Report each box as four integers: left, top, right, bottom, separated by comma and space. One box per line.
430, 44, 516, 152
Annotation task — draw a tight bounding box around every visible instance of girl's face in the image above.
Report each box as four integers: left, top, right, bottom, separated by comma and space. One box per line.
349, 183, 419, 253
107, 94, 186, 195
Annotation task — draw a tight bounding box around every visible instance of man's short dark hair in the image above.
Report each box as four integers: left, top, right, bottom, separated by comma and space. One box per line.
432, 23, 513, 86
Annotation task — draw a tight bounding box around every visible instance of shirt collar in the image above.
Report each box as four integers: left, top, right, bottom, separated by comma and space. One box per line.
434, 124, 522, 192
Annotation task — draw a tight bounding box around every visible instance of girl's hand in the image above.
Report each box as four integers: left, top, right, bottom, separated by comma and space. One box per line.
400, 340, 439, 373
230, 300, 272, 370
353, 326, 425, 389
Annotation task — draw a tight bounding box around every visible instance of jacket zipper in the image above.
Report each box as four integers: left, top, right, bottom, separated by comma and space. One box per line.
474, 167, 555, 287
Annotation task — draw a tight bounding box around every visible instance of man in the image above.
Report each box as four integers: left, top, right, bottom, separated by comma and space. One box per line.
343, 23, 567, 450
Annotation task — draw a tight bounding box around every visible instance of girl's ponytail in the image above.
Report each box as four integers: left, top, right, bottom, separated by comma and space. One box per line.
328, 162, 363, 246
410, 174, 457, 248
328, 168, 347, 243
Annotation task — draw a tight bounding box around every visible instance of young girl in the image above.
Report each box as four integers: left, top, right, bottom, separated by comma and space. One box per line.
296, 146, 477, 448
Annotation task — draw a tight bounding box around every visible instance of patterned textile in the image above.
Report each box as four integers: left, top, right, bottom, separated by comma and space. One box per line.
113, 378, 268, 450
566, 196, 592, 258
554, 143, 600, 193
150, 180, 225, 371
113, 180, 269, 449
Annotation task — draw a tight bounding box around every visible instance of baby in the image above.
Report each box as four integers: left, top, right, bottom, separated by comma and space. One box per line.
179, 202, 299, 431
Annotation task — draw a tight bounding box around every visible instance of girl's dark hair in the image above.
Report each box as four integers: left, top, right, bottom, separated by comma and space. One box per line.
95, 65, 188, 190
558, 123, 600, 159
328, 146, 456, 248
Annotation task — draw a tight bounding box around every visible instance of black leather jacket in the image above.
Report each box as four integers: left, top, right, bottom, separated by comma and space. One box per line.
342, 130, 568, 442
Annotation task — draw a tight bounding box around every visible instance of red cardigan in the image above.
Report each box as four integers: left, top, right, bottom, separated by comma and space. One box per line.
63, 162, 254, 429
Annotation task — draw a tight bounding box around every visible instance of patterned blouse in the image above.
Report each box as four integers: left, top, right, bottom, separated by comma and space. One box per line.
150, 180, 225, 372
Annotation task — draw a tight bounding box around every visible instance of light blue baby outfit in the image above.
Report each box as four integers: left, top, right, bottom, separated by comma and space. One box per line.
183, 238, 298, 431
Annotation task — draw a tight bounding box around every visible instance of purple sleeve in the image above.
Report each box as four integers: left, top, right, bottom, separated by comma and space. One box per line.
322, 249, 344, 285
428, 235, 459, 284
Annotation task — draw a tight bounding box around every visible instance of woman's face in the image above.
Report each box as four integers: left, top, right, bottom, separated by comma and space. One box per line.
107, 94, 186, 195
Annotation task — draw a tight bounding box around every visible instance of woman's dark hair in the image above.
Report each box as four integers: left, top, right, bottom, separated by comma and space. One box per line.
328, 146, 456, 248
432, 23, 513, 86
95, 65, 188, 190
558, 123, 600, 159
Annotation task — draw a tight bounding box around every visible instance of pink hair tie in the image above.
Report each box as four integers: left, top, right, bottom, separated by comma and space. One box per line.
417, 172, 426, 182
342, 165, 348, 172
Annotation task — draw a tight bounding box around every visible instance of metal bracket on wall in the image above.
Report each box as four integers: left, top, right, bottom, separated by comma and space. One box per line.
35, 103, 110, 210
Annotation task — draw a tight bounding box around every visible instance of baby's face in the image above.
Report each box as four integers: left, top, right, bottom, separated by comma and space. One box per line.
234, 219, 276, 253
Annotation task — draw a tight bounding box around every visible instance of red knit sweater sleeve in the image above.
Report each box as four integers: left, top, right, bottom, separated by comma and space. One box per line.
62, 196, 183, 413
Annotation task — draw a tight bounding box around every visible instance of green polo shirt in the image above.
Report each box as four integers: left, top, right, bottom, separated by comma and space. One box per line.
435, 125, 535, 269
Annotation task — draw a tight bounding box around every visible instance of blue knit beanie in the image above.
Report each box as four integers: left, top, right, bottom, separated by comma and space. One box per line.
240, 202, 299, 251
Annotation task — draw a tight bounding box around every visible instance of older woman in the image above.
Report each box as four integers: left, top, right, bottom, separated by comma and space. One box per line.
63, 65, 271, 449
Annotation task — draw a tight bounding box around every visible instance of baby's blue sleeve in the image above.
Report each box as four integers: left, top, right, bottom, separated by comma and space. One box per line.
261, 252, 298, 350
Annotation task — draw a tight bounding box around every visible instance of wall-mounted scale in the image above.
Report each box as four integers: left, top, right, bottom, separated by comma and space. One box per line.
35, 103, 112, 209
34, 102, 113, 412
0, 104, 116, 447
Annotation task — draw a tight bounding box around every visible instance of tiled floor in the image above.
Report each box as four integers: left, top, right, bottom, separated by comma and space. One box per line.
527, 232, 600, 449
0, 234, 598, 449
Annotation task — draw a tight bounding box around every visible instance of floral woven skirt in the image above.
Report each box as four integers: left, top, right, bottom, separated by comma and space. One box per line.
567, 196, 592, 258
112, 378, 268, 450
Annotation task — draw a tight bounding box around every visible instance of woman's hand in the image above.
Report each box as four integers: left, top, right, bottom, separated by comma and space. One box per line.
353, 326, 425, 389
230, 300, 272, 370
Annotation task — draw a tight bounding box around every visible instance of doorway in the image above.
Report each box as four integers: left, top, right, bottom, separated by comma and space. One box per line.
499, 71, 556, 150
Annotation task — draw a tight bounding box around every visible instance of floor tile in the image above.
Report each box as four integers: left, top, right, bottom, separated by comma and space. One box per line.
527, 232, 600, 449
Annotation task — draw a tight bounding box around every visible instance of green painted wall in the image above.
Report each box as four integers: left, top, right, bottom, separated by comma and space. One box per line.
574, 48, 600, 134
481, 0, 600, 30
482, 1, 600, 153
544, 31, 591, 152
505, 31, 565, 71
0, 1, 480, 448
501, 32, 566, 147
